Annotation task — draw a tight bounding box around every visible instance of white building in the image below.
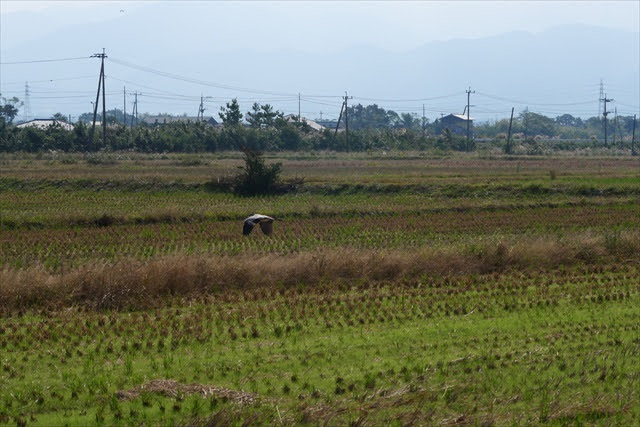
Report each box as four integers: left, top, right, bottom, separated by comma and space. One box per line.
16, 119, 74, 131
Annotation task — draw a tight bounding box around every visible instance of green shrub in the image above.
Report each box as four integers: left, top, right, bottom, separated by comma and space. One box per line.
232, 147, 283, 196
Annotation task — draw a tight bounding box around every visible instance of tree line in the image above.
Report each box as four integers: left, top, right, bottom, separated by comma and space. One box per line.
0, 96, 636, 153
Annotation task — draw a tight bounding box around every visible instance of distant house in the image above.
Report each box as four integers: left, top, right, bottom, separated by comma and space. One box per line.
440, 114, 473, 136
316, 119, 342, 130
86, 121, 120, 129
142, 115, 218, 126
283, 114, 327, 131
16, 119, 74, 131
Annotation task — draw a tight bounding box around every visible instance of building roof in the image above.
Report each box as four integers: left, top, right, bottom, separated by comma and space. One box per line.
16, 119, 74, 130
142, 115, 218, 125
284, 115, 326, 131
442, 114, 474, 121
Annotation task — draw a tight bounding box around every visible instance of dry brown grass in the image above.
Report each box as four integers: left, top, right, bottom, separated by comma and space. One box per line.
1, 231, 638, 312
116, 379, 258, 405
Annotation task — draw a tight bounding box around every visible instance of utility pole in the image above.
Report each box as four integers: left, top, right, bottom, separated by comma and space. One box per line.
612, 107, 624, 147
123, 86, 126, 128
601, 94, 613, 147
130, 92, 139, 127
298, 93, 301, 122
616, 109, 624, 148
632, 115, 637, 156
197, 95, 212, 122
198, 94, 205, 122
334, 102, 344, 139
506, 107, 515, 155
333, 92, 352, 151
91, 48, 108, 147
466, 87, 475, 151
344, 91, 352, 152
422, 104, 426, 137
612, 107, 617, 147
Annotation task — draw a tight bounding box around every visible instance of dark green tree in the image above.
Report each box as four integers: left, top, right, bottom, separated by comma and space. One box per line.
259, 104, 281, 127
219, 98, 243, 125
0, 95, 22, 124
555, 114, 582, 127
233, 147, 283, 195
246, 103, 282, 128
52, 113, 68, 122
400, 113, 420, 130
520, 110, 556, 137
246, 102, 262, 128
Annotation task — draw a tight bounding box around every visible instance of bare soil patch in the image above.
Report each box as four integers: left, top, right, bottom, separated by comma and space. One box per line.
116, 379, 258, 405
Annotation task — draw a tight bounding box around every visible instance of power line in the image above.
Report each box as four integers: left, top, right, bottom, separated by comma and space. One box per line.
106, 75, 198, 98
476, 91, 594, 107
0, 56, 90, 65
6, 53, 637, 121
615, 101, 640, 109
354, 92, 465, 103
0, 75, 96, 85
301, 97, 343, 107
20, 93, 120, 99
108, 57, 298, 96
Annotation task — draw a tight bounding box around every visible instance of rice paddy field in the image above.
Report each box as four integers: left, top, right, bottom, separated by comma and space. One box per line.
0, 151, 639, 425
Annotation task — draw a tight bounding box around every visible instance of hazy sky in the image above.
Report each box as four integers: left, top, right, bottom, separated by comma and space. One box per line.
1, 1, 638, 120
2, 0, 639, 52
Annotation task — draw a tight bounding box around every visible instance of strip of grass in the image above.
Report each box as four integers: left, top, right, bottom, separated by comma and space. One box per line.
0, 265, 637, 425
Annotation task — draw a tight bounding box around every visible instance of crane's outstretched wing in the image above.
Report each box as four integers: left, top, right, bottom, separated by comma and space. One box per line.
259, 220, 273, 235
243, 219, 256, 235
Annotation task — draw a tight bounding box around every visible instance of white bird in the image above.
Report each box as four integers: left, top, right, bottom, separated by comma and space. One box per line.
243, 214, 275, 236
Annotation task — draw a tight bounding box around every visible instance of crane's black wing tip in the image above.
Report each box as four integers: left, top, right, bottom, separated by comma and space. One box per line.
259, 220, 273, 235
243, 221, 254, 235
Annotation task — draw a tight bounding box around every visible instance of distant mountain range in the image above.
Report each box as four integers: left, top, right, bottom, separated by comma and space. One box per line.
1, 8, 638, 121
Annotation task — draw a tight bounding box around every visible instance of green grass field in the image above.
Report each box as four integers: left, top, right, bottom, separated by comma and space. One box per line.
0, 152, 638, 425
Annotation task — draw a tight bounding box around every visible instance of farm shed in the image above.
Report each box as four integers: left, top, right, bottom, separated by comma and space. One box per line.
440, 113, 473, 136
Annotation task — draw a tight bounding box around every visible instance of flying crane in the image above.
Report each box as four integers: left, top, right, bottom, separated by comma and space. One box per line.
243, 214, 276, 236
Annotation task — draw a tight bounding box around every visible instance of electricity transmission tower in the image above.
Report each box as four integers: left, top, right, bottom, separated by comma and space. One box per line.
23, 82, 32, 122
91, 49, 108, 147
598, 79, 604, 118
